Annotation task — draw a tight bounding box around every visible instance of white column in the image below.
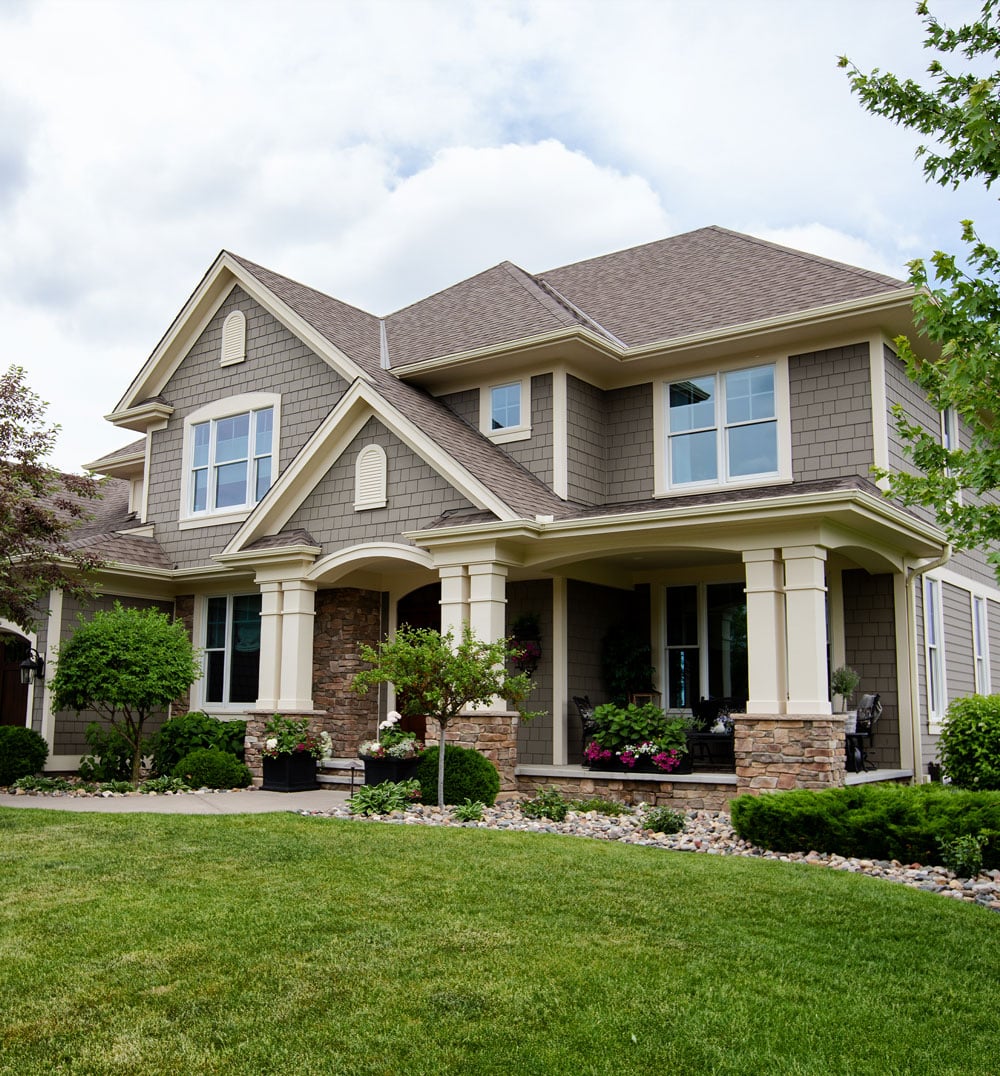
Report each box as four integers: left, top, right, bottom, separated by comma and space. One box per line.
39, 590, 63, 760
438, 565, 469, 640
468, 561, 508, 713
277, 580, 317, 711
743, 549, 786, 714
256, 581, 283, 711
552, 576, 568, 766
783, 545, 831, 714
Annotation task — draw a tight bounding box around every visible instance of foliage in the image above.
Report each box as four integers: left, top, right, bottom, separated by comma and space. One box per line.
9, 774, 73, 792
641, 806, 687, 835
451, 798, 485, 822
0, 725, 48, 785
358, 710, 423, 759
354, 624, 536, 806
830, 665, 861, 707
600, 627, 655, 705
521, 786, 568, 821
140, 775, 191, 794
260, 714, 332, 760
413, 744, 500, 807
590, 703, 688, 758
0, 365, 104, 632
842, 3, 1000, 573
347, 778, 421, 816
171, 747, 252, 789
151, 711, 246, 776
50, 602, 201, 785
730, 783, 1000, 870
77, 720, 135, 782
569, 796, 633, 816
937, 693, 1000, 788
939, 832, 989, 876
98, 780, 135, 794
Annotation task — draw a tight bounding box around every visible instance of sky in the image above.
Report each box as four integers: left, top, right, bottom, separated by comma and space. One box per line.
1, 0, 994, 472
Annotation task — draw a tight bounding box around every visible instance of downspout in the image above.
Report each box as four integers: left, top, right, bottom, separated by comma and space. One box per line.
905, 543, 952, 782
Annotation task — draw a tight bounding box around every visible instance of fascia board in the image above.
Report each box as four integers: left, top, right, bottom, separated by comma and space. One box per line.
84, 450, 145, 476
109, 253, 369, 417
224, 381, 517, 555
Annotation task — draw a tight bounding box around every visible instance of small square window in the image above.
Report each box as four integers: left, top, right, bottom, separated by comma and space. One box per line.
491, 383, 521, 430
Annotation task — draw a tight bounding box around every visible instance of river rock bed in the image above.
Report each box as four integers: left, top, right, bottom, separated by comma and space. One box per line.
300, 801, 1000, 913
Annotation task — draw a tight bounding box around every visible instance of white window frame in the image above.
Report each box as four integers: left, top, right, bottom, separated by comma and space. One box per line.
653, 356, 791, 497
924, 576, 947, 730
196, 593, 262, 711
972, 593, 990, 695
480, 377, 531, 444
179, 392, 280, 529
940, 406, 963, 505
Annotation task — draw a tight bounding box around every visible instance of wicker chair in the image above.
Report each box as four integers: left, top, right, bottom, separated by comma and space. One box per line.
846, 693, 882, 772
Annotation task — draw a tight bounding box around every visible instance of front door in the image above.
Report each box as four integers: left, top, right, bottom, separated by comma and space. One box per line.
0, 637, 30, 727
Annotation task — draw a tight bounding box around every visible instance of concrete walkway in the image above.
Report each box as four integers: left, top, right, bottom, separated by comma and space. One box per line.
0, 787, 351, 815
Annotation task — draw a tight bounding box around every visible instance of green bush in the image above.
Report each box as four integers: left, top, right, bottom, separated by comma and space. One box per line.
938, 833, 988, 877
348, 780, 421, 816
152, 712, 246, 776
413, 745, 500, 807
730, 784, 1000, 870
452, 798, 485, 821
642, 806, 686, 834
78, 721, 134, 782
171, 747, 251, 789
938, 694, 1000, 790
0, 726, 49, 786
569, 797, 633, 816
522, 787, 568, 821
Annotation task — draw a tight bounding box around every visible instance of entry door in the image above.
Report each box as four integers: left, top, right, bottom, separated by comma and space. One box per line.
0, 646, 29, 726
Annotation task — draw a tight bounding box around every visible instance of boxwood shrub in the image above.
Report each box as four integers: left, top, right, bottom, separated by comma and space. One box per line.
414, 744, 500, 806
730, 783, 1000, 870
0, 726, 49, 786
938, 694, 1000, 790
172, 747, 252, 789
153, 712, 247, 776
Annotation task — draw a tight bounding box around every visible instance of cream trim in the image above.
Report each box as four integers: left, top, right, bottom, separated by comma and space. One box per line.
480, 376, 531, 442
220, 310, 247, 366
868, 333, 890, 488
40, 591, 62, 756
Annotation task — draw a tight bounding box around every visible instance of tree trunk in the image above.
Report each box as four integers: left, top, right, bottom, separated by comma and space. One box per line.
437, 718, 448, 808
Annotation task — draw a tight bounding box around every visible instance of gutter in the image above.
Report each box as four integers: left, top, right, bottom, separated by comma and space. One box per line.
904, 543, 952, 782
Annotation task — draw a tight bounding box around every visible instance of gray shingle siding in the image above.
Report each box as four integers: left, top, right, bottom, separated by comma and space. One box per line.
283, 417, 476, 547
146, 287, 347, 570
790, 343, 873, 483
502, 374, 553, 488
566, 375, 606, 505
606, 383, 655, 503
437, 388, 478, 429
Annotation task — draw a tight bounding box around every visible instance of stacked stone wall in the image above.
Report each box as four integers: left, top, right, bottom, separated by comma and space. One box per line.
426, 712, 519, 793
735, 714, 846, 792
516, 775, 734, 811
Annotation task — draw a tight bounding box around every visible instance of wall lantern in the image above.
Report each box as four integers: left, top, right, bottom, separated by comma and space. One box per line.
19, 648, 45, 685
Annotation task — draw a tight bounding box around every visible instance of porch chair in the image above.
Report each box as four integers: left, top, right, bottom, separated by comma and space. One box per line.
846, 693, 882, 773
573, 695, 597, 757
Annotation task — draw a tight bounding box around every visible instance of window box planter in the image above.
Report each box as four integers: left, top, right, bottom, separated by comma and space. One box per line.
362, 757, 420, 786
262, 752, 319, 792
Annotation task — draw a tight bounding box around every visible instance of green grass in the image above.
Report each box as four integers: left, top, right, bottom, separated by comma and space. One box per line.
1, 809, 998, 1075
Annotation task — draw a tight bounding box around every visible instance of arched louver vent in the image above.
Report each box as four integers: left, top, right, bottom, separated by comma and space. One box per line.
221, 310, 247, 366
355, 444, 387, 510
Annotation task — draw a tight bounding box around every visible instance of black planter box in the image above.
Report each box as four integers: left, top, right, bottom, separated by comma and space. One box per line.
362, 757, 419, 786
262, 752, 319, 792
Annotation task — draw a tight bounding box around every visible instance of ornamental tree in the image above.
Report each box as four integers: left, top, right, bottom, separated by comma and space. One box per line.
0, 365, 103, 631
51, 603, 201, 785
352, 624, 537, 807
840, 2, 1000, 575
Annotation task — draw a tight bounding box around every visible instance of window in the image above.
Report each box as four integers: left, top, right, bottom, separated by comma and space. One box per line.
480, 378, 531, 443
666, 364, 778, 488
924, 578, 946, 725
665, 582, 748, 708
973, 595, 990, 694
204, 594, 261, 705
190, 406, 273, 515
491, 383, 520, 430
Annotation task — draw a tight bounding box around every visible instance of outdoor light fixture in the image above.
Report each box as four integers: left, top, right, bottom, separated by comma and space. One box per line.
19, 648, 45, 685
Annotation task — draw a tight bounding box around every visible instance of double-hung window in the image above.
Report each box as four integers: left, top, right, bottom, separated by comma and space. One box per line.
666, 364, 778, 488
204, 594, 262, 706
191, 406, 273, 514
973, 594, 990, 694
924, 578, 946, 725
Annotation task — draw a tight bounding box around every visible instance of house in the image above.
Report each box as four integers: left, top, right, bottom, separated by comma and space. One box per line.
9, 226, 998, 806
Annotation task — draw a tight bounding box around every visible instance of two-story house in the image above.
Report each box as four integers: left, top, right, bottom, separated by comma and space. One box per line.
11, 226, 997, 806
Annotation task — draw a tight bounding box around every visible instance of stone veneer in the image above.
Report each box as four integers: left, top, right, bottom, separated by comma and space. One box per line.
516, 774, 734, 811
426, 712, 519, 793
734, 713, 846, 792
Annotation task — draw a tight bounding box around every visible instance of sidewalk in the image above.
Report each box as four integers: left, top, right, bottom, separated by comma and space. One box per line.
0, 787, 351, 815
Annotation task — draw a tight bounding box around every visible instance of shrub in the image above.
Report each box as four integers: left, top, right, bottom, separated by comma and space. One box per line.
171, 747, 252, 789
78, 721, 135, 782
348, 779, 421, 816
10, 775, 73, 792
522, 787, 569, 821
569, 797, 633, 816
452, 798, 485, 822
413, 745, 500, 807
938, 833, 988, 877
642, 806, 686, 834
140, 776, 191, 794
730, 784, 1000, 870
0, 726, 48, 786
938, 694, 1000, 790
152, 712, 246, 776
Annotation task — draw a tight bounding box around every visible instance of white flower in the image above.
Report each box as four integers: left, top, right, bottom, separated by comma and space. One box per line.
265, 738, 278, 751
379, 711, 402, 731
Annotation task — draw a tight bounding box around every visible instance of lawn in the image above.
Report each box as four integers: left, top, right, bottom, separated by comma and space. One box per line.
1, 808, 998, 1075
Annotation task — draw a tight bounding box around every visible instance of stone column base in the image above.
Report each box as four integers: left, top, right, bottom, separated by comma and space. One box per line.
426, 711, 520, 792
735, 713, 846, 794
244, 711, 326, 786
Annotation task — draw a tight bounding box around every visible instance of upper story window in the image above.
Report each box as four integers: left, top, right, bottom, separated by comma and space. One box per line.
667, 364, 778, 488
180, 392, 280, 528
924, 576, 946, 727
481, 377, 531, 444
973, 594, 990, 695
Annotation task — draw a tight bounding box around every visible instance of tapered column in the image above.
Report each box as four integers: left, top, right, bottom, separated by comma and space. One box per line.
783, 545, 831, 714
743, 549, 786, 714
278, 580, 317, 711
256, 581, 283, 710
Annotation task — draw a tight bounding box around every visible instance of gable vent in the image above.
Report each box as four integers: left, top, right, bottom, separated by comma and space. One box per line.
221, 310, 247, 366
355, 444, 387, 510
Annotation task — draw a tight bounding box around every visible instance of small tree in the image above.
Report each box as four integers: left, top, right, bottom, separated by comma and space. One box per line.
352, 624, 537, 807
50, 603, 201, 785
0, 365, 103, 631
